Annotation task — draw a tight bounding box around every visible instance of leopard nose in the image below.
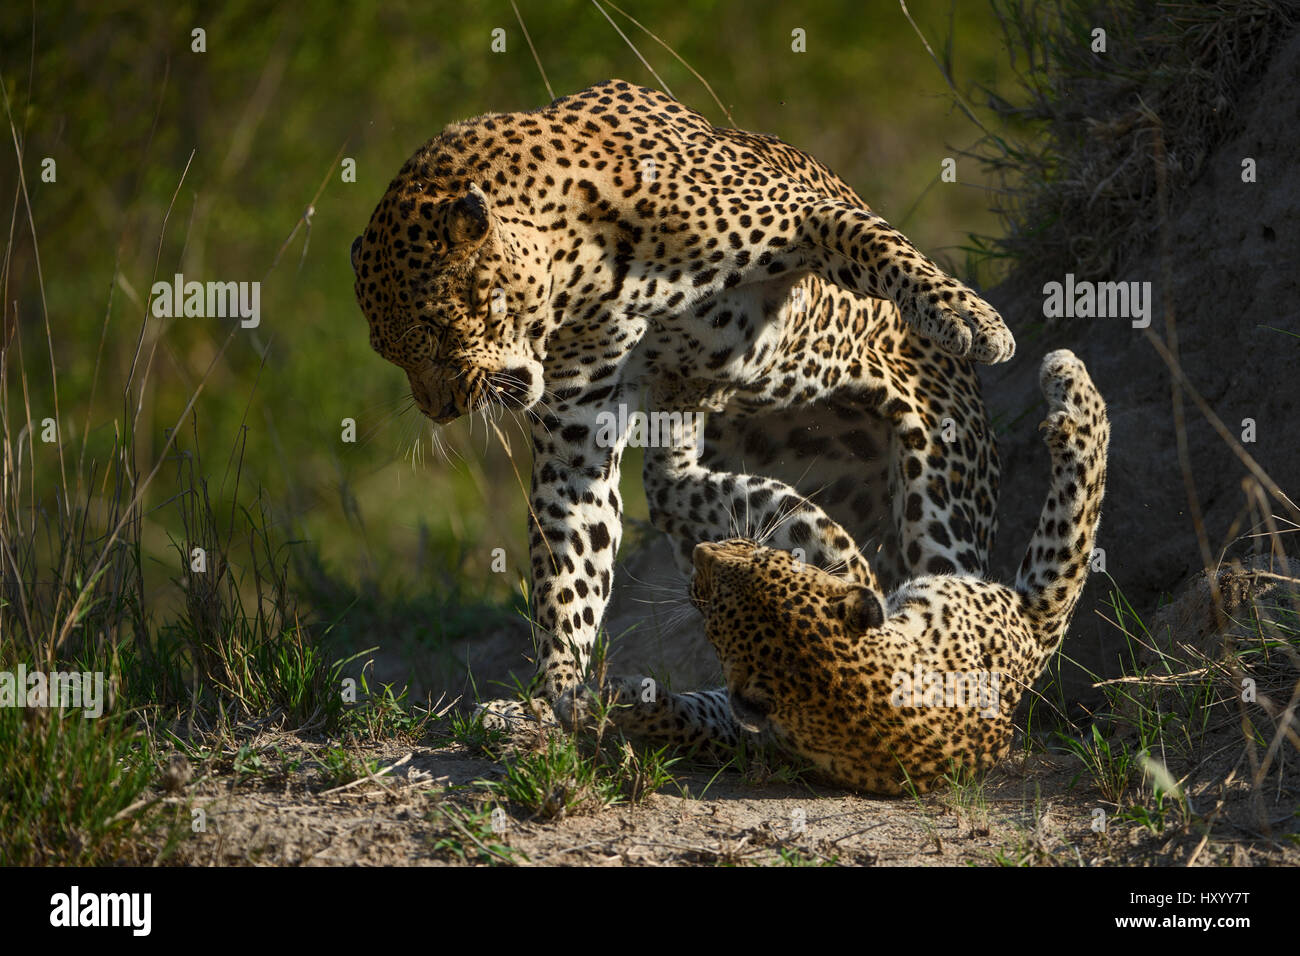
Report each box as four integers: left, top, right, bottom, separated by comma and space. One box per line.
434, 400, 459, 422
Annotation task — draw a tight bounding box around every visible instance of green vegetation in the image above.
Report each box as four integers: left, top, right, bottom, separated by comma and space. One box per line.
1, 6, 1028, 859
2, 1, 1027, 631
0, 703, 182, 864
428, 804, 524, 865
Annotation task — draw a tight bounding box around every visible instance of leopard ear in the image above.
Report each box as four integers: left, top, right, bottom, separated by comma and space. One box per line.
837, 586, 884, 633
448, 183, 492, 247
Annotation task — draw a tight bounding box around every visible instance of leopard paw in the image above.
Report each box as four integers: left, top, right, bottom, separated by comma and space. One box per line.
1037, 349, 1092, 444
1039, 348, 1087, 408
1038, 409, 1077, 446
897, 277, 1015, 365
473, 697, 556, 733
553, 676, 648, 733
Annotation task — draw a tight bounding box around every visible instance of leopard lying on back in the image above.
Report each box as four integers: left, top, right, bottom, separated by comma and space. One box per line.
608, 350, 1108, 793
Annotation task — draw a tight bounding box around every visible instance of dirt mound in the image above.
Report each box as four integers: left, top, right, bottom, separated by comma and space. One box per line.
980, 26, 1300, 698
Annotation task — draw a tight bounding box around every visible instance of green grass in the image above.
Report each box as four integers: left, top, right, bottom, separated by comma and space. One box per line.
0, 704, 182, 865
341, 668, 438, 742
225, 742, 303, 786
478, 728, 682, 820
428, 804, 524, 865
446, 706, 512, 754
771, 846, 838, 867
315, 744, 381, 789
1058, 723, 1137, 806
485, 733, 624, 819
937, 761, 992, 832
989, 846, 1034, 867
0, 229, 429, 864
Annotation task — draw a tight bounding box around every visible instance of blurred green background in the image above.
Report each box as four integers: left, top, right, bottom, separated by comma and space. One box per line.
1, 0, 1026, 632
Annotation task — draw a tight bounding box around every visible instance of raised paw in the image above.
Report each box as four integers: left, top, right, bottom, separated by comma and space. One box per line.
897, 276, 1015, 364
1039, 409, 1077, 446
1038, 348, 1087, 406
1037, 349, 1092, 443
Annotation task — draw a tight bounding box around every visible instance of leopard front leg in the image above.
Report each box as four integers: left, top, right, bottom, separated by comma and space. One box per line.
526, 407, 633, 701
478, 403, 629, 733
554, 391, 877, 748
798, 198, 1015, 364
474, 398, 632, 734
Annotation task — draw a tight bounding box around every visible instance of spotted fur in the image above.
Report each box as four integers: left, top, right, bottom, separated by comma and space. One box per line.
351, 80, 1014, 732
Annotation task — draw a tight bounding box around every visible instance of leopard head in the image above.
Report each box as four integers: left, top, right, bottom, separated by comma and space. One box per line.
351, 142, 552, 424
690, 539, 885, 735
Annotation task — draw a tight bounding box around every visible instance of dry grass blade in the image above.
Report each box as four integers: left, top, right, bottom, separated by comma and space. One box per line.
589, 0, 674, 98
511, 0, 555, 102
0, 74, 67, 512
898, 0, 991, 137
320, 752, 413, 796
600, 0, 734, 126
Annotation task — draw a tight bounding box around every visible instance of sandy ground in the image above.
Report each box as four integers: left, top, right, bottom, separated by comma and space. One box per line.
161, 711, 1297, 867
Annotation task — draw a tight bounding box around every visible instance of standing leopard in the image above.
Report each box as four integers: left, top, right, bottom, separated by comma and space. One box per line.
656, 350, 1107, 792
350, 79, 1015, 739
